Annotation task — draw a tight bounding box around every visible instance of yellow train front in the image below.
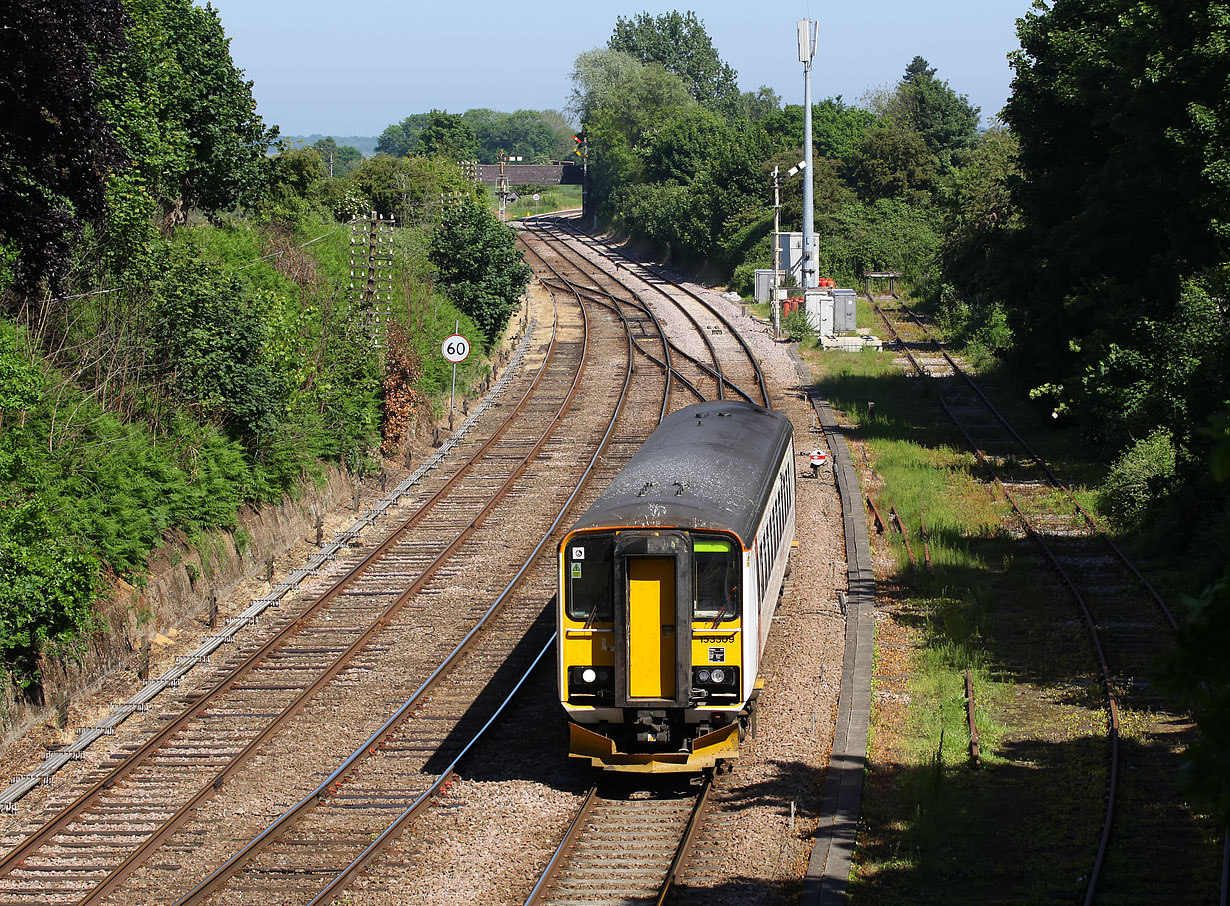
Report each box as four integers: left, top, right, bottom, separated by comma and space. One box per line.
558, 401, 796, 772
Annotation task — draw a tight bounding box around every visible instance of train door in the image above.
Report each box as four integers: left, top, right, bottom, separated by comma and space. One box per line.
627, 557, 675, 698
613, 532, 691, 709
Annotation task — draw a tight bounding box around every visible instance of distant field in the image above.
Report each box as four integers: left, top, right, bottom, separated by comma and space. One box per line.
283, 134, 378, 156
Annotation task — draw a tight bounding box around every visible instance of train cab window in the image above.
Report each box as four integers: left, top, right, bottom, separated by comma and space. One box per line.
565, 534, 614, 623
694, 536, 740, 623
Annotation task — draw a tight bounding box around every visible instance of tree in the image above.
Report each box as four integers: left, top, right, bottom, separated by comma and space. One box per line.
351, 155, 476, 223
312, 137, 363, 177
846, 123, 939, 203
643, 108, 731, 184
1158, 407, 1230, 824
466, 109, 563, 164
569, 48, 697, 218
609, 11, 740, 117
998, 0, 1230, 450
813, 99, 880, 161
535, 109, 580, 160
569, 48, 694, 131
940, 126, 1019, 295
0, 0, 127, 306
417, 110, 477, 162
375, 114, 429, 158
269, 146, 326, 203
94, 0, 276, 215
761, 99, 879, 161
898, 57, 981, 166
738, 87, 782, 123
429, 196, 531, 342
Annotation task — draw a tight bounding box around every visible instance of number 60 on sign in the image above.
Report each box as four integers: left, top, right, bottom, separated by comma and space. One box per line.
442, 334, 470, 363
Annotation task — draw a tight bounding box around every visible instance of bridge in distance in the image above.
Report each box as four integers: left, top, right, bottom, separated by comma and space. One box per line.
476, 163, 582, 186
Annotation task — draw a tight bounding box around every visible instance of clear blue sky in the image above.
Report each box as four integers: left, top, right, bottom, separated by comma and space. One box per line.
202, 0, 1034, 137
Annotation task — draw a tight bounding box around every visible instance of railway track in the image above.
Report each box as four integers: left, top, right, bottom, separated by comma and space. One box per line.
148, 234, 683, 906
0, 215, 785, 906
524, 774, 712, 906
158, 218, 762, 904
0, 273, 658, 904
512, 223, 818, 906
872, 296, 1223, 904
523, 217, 770, 409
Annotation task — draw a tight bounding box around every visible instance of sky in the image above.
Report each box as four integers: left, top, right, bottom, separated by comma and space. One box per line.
201, 0, 1035, 137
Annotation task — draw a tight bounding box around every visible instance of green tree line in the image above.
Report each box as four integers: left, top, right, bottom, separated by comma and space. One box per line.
376, 108, 577, 164
572, 11, 977, 293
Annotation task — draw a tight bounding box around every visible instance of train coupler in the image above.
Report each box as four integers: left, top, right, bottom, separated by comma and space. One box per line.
633, 709, 670, 744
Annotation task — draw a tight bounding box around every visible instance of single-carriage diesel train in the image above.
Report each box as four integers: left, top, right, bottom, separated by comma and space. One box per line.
558, 400, 796, 771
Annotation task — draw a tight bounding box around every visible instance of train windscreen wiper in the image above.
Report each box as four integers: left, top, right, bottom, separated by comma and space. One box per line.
709, 585, 737, 629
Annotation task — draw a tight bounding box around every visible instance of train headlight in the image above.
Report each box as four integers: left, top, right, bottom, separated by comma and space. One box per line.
692, 666, 739, 697
568, 666, 614, 702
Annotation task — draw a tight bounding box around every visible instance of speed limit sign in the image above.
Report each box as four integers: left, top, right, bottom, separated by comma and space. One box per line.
442, 334, 470, 363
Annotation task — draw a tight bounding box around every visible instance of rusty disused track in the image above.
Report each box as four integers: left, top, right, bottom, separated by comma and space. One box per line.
524, 774, 712, 906
873, 296, 1223, 904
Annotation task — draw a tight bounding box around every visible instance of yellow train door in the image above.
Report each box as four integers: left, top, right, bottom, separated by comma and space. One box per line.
627, 557, 676, 699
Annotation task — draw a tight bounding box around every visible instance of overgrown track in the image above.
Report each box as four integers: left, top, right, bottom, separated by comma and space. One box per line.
521, 216, 770, 410
524, 774, 712, 906
873, 296, 1224, 904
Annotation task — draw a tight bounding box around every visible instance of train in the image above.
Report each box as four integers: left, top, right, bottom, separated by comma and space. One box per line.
557, 400, 797, 772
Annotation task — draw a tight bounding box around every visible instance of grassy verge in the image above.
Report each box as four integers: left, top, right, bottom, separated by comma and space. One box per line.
799, 341, 1110, 904
501, 184, 582, 219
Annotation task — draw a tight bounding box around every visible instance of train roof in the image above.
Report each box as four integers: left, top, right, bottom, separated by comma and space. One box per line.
568, 401, 794, 545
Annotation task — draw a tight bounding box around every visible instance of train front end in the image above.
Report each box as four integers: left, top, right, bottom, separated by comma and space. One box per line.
558, 527, 752, 772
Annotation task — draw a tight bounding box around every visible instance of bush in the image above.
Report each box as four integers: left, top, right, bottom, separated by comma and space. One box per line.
429, 197, 531, 343
151, 257, 281, 440
1100, 428, 1178, 532
935, 284, 1012, 367
783, 306, 815, 343
0, 495, 99, 684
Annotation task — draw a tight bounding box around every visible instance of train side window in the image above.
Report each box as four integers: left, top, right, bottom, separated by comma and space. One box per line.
565, 534, 614, 622
694, 536, 739, 622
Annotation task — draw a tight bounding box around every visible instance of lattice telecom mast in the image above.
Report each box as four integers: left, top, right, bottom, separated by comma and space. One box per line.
349, 212, 395, 346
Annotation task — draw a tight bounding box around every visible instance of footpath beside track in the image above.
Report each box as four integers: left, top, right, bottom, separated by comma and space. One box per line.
799, 382, 876, 906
